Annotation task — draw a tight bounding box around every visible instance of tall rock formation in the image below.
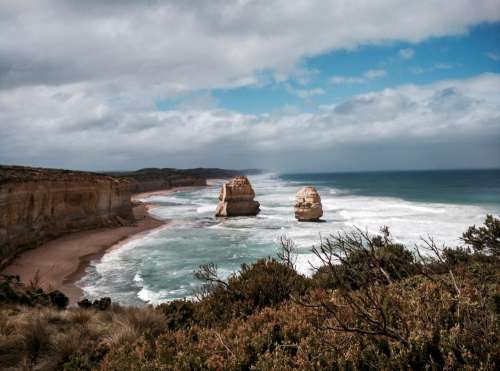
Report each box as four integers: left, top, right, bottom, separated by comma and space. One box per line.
215, 176, 260, 217
294, 186, 323, 221
0, 166, 134, 268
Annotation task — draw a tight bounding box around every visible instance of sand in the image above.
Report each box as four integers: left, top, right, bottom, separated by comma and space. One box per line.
0, 187, 199, 305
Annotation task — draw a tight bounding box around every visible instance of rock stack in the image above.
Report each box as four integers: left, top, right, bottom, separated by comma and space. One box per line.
215, 176, 260, 217
294, 186, 323, 221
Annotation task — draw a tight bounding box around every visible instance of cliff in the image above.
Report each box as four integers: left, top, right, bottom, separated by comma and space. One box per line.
0, 165, 263, 267
105, 168, 262, 194
0, 166, 134, 268
106, 168, 207, 193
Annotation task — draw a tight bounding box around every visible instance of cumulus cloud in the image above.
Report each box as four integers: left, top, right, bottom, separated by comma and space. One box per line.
1, 0, 499, 96
1, 1, 500, 170
1, 74, 499, 171
398, 48, 415, 60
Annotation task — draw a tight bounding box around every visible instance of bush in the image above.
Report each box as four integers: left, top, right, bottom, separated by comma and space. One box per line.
311, 227, 416, 290
194, 258, 310, 324
157, 299, 195, 330
1, 217, 499, 370
462, 214, 500, 258
0, 275, 69, 308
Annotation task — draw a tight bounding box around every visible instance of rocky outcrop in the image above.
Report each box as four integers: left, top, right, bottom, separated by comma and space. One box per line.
294, 186, 323, 221
215, 176, 260, 217
0, 166, 134, 268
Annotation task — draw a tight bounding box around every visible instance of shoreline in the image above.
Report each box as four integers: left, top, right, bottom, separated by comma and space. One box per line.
1, 186, 198, 305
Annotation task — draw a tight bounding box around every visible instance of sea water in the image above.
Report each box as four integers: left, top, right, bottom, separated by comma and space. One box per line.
77, 170, 500, 305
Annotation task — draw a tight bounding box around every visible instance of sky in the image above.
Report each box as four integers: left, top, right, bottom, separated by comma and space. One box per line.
1, 0, 500, 172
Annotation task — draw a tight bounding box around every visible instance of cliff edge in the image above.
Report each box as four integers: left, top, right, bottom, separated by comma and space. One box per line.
0, 166, 134, 268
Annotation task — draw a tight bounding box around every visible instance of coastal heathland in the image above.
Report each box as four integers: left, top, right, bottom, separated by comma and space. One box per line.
0, 216, 498, 370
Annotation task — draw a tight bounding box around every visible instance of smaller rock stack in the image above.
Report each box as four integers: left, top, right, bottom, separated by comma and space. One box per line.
215, 176, 260, 217
294, 186, 323, 221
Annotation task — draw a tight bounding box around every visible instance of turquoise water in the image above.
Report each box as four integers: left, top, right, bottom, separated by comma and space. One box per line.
77, 170, 500, 305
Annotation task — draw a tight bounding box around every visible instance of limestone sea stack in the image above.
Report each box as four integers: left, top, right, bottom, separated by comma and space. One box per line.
215, 176, 260, 217
294, 186, 323, 221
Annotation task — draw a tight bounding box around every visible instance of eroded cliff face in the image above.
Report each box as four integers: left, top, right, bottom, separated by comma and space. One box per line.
105, 168, 207, 193
0, 166, 134, 267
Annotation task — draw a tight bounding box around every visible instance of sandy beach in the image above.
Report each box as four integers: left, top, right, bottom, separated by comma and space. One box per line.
0, 187, 198, 304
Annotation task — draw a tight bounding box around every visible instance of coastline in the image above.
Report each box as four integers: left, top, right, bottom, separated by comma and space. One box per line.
0, 186, 198, 305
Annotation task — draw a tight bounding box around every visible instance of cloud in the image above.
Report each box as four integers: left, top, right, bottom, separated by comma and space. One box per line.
1, 74, 499, 171
434, 63, 452, 69
329, 76, 365, 85
363, 69, 387, 79
398, 48, 415, 60
410, 63, 453, 74
486, 51, 500, 61
409, 66, 426, 74
294, 88, 326, 99
329, 69, 386, 85
1, 1, 500, 170
0, 0, 499, 98
286, 84, 326, 99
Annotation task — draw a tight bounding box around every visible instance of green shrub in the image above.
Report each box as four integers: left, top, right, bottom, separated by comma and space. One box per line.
1, 217, 499, 370
194, 258, 310, 324
157, 299, 196, 330
311, 227, 416, 290
462, 214, 500, 257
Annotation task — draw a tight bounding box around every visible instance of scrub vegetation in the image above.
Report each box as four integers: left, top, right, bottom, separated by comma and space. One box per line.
1, 216, 498, 370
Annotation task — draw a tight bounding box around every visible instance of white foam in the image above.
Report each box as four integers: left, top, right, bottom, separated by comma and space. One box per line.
133, 273, 143, 284
79, 172, 499, 304
137, 286, 193, 304
197, 204, 215, 214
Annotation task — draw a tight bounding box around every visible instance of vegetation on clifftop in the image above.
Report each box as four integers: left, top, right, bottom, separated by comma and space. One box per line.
0, 216, 499, 370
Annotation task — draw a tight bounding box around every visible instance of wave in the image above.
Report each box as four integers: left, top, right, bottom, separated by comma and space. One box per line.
78, 173, 498, 305
137, 286, 193, 304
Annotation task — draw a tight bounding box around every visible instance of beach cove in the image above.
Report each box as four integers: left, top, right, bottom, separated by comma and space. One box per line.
1, 187, 200, 304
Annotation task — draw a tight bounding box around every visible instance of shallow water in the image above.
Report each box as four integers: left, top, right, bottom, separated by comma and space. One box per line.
77, 170, 500, 305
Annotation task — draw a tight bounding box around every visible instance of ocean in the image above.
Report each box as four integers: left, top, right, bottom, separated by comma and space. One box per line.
77, 169, 500, 305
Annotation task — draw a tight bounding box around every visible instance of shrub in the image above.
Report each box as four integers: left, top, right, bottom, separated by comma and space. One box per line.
157, 299, 195, 330
1, 218, 499, 370
462, 214, 500, 257
311, 227, 416, 290
48, 290, 69, 309
194, 258, 310, 324
0, 275, 68, 308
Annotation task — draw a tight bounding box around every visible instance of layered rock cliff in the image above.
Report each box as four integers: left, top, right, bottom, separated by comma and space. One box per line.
215, 176, 260, 217
0, 166, 133, 268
